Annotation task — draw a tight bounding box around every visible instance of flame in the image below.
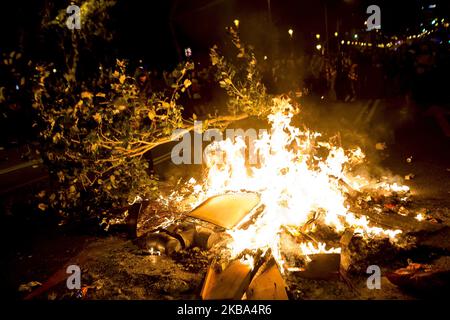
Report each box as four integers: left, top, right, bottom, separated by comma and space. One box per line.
148, 248, 161, 256
415, 213, 424, 221
299, 242, 341, 263
240, 254, 255, 269
184, 99, 406, 270
299, 242, 341, 255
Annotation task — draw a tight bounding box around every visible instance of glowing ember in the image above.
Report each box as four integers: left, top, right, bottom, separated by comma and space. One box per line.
183, 99, 407, 270
299, 242, 341, 263
299, 242, 341, 255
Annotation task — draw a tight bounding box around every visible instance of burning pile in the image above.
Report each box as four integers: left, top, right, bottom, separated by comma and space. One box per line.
136, 98, 450, 300
183, 99, 409, 271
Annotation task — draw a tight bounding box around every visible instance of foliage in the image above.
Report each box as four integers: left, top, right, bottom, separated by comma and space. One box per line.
33, 23, 273, 224
33, 59, 193, 221
210, 26, 272, 117
48, 0, 116, 41
43, 0, 117, 83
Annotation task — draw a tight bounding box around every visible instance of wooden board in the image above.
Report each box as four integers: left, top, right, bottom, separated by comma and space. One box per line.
246, 257, 288, 300
295, 253, 341, 280
201, 260, 253, 300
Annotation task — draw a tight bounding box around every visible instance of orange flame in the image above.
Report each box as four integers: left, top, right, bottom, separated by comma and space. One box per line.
185, 99, 406, 269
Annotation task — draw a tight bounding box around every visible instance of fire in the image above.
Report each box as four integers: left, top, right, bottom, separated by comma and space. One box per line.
299, 242, 341, 255
184, 99, 406, 270
415, 213, 424, 221
299, 242, 341, 263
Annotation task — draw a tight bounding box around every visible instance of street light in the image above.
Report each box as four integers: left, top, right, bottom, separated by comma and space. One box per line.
315, 33, 321, 40
334, 32, 338, 37
288, 29, 294, 38
234, 19, 240, 28
316, 44, 322, 51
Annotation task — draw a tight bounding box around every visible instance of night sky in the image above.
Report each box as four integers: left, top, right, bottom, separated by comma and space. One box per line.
0, 0, 449, 68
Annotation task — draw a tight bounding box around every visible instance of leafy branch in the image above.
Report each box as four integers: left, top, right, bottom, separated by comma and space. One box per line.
33, 24, 273, 224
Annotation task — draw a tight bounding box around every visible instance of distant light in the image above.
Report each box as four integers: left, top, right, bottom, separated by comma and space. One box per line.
15, 85, 19, 90
334, 32, 338, 37
429, 4, 436, 9
431, 19, 436, 26
315, 33, 321, 40
264, 55, 268, 60
233, 19, 240, 28
52, 68, 57, 73
184, 47, 192, 58
422, 28, 426, 33
347, 40, 350, 45
315, 44, 322, 51
288, 29, 294, 37
354, 34, 358, 39
341, 40, 345, 45
320, 96, 324, 100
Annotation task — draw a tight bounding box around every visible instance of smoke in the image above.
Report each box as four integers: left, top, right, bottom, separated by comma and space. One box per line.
298, 97, 417, 181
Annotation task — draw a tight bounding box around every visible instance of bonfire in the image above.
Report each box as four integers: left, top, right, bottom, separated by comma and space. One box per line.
134, 98, 440, 300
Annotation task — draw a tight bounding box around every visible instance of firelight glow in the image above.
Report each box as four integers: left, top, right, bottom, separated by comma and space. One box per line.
184, 99, 406, 270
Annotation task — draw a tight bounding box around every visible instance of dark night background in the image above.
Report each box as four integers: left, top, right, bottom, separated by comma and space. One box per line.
1, 0, 448, 68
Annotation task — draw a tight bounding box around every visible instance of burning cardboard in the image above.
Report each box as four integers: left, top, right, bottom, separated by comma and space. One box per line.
246, 257, 288, 300
187, 192, 261, 229
294, 253, 341, 280
201, 259, 254, 300
135, 99, 442, 299
136, 192, 261, 255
